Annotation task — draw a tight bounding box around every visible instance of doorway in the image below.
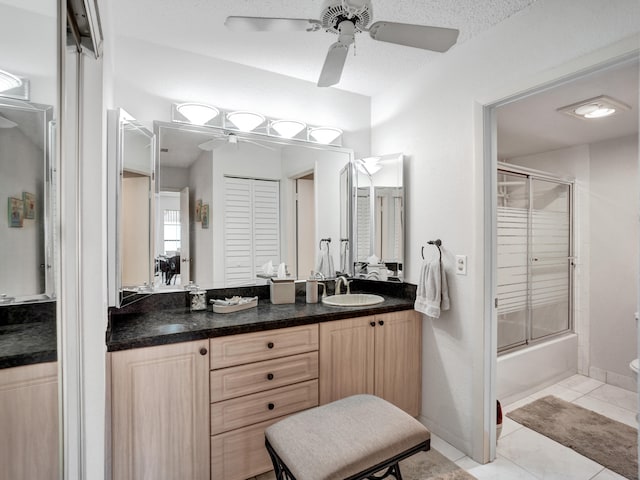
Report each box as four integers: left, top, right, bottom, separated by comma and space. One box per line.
485, 53, 639, 459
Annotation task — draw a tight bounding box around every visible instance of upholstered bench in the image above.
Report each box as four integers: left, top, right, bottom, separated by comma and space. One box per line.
265, 394, 431, 480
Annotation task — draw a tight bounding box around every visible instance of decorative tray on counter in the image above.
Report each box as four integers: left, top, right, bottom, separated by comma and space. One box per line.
210, 296, 258, 314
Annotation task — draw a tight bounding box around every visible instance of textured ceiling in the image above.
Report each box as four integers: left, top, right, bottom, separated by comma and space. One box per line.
110, 0, 537, 96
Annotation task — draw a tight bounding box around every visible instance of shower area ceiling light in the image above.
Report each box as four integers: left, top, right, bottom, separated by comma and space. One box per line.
558, 95, 631, 120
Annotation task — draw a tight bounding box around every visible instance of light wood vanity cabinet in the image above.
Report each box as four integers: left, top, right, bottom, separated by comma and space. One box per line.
110, 340, 210, 480
0, 362, 58, 480
319, 310, 422, 416
210, 324, 319, 480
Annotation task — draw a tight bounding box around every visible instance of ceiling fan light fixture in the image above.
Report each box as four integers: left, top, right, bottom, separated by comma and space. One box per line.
176, 103, 220, 125
558, 95, 630, 120
227, 111, 265, 132
308, 126, 342, 144
270, 119, 306, 138
0, 69, 22, 93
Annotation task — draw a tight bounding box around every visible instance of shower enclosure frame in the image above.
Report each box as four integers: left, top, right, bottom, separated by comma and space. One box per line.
496, 162, 575, 355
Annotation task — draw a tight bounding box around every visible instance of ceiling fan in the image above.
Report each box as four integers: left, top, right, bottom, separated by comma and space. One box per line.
198, 132, 276, 152
225, 0, 459, 87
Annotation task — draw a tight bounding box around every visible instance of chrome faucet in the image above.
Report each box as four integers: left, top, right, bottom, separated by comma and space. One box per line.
335, 276, 352, 295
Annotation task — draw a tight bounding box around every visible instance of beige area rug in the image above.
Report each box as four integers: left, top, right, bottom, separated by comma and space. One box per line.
256, 448, 476, 480
507, 395, 638, 480
400, 449, 477, 480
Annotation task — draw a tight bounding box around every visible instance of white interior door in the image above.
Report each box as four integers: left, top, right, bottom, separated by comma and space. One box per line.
180, 187, 190, 284
296, 178, 315, 278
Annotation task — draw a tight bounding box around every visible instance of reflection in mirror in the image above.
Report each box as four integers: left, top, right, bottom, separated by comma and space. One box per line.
354, 153, 404, 281
152, 121, 353, 290
0, 1, 59, 478
108, 109, 156, 306
0, 99, 55, 302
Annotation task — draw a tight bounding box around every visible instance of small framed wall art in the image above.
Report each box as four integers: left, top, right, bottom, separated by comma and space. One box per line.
8, 197, 23, 227
22, 192, 35, 219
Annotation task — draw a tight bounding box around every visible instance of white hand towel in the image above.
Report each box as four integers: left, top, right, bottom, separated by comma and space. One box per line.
414, 257, 450, 318
316, 242, 335, 278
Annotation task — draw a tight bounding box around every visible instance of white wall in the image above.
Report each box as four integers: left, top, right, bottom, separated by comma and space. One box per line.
0, 127, 44, 297
111, 36, 371, 158
159, 166, 189, 191
370, 0, 640, 460
589, 134, 638, 387
189, 152, 214, 286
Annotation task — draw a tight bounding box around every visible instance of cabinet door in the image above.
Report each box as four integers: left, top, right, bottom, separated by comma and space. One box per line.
319, 316, 375, 405
0, 362, 58, 480
111, 340, 210, 480
374, 311, 422, 416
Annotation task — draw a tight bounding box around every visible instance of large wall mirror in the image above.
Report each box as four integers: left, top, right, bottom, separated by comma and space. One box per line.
354, 153, 404, 281
152, 121, 353, 291
0, 0, 60, 477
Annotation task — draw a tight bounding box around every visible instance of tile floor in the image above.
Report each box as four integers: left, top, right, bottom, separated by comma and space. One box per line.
252, 374, 637, 480
456, 374, 638, 480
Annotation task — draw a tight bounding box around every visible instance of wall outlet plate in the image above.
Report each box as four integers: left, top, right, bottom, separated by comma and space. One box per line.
455, 255, 467, 275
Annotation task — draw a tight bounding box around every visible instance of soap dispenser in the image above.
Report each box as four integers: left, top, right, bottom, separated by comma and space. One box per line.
306, 271, 318, 304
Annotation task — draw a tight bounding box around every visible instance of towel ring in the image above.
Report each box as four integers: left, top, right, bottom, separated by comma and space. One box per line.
421, 239, 442, 261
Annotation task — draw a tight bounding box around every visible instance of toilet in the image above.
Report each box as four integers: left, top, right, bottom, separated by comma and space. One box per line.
630, 358, 639, 376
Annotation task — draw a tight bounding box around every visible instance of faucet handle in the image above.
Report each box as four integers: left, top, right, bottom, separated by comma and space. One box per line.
346, 279, 352, 294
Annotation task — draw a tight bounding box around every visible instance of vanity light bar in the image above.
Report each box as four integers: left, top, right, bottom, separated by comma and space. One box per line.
170, 102, 342, 146
0, 69, 29, 101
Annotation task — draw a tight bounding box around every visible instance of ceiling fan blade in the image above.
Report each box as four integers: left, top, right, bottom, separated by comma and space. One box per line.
368, 21, 459, 52
225, 16, 322, 32
317, 42, 350, 88
198, 138, 224, 151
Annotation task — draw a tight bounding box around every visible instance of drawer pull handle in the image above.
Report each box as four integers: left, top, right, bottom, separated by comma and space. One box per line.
267, 373, 274, 380
267, 342, 274, 349
199, 347, 208, 355
378, 320, 384, 326
369, 321, 375, 327
268, 403, 275, 410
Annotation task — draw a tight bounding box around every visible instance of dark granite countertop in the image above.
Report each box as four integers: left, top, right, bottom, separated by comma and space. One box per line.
107, 280, 417, 352
0, 301, 57, 369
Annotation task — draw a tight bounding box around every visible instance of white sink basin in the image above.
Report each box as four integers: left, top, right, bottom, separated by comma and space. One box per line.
322, 293, 384, 307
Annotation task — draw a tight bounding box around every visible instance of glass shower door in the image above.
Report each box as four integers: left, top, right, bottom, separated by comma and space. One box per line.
497, 169, 573, 353
529, 179, 571, 340
497, 171, 530, 350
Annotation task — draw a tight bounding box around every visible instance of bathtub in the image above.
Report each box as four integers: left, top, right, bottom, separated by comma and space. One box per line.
497, 333, 578, 405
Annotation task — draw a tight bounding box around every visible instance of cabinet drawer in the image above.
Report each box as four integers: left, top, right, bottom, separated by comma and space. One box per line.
211, 351, 318, 402
211, 379, 318, 435
211, 416, 289, 480
210, 324, 318, 369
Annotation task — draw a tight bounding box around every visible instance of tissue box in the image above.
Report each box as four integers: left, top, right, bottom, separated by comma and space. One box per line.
269, 278, 295, 304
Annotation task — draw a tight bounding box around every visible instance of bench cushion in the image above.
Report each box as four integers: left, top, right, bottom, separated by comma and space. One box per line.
265, 394, 430, 480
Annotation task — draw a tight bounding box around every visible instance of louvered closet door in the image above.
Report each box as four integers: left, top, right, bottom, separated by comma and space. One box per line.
224, 178, 254, 286
252, 180, 280, 279
356, 188, 371, 262
224, 177, 280, 287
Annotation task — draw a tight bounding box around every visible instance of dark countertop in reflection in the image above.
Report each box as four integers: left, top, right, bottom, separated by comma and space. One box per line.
0, 301, 57, 369
107, 280, 417, 352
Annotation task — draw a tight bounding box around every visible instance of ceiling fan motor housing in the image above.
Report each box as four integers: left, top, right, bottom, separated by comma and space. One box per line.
320, 0, 372, 33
